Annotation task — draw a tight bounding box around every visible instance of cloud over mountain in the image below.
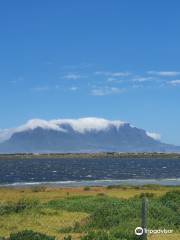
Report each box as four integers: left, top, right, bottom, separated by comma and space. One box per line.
0, 118, 126, 142
0, 117, 179, 153
146, 131, 161, 140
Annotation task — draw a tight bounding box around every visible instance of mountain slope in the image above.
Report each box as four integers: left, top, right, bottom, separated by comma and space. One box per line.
0, 118, 179, 153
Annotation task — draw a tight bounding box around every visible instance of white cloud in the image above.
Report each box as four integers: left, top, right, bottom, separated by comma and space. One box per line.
168, 80, 180, 86
52, 118, 125, 133
107, 77, 123, 83
132, 84, 143, 89
0, 118, 126, 142
146, 131, 161, 141
0, 129, 14, 143
91, 87, 124, 96
95, 71, 130, 77
19, 119, 65, 132
69, 86, 78, 91
63, 73, 84, 80
0, 119, 66, 143
132, 76, 154, 82
147, 71, 180, 77
107, 77, 116, 82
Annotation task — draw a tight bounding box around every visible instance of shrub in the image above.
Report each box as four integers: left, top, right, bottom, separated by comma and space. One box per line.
84, 186, 91, 191
80, 230, 139, 240
106, 185, 128, 190
0, 198, 40, 215
14, 198, 40, 213
96, 193, 106, 197
31, 186, 47, 192
138, 192, 155, 198
73, 221, 82, 232
64, 236, 72, 240
142, 184, 161, 190
161, 190, 180, 206
0, 202, 15, 215
88, 199, 141, 229
80, 231, 112, 240
59, 226, 73, 233
9, 230, 55, 240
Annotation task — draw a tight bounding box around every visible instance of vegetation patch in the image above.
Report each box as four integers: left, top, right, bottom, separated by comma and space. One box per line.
8, 230, 55, 240
0, 187, 180, 239
0, 198, 41, 215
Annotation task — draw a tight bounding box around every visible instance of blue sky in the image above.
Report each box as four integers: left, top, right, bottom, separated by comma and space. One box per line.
0, 0, 180, 145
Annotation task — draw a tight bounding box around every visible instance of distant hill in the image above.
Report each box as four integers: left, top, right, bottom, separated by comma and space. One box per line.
0, 118, 179, 153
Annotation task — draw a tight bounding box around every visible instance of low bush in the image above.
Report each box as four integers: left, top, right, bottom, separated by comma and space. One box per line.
80, 231, 113, 240
84, 187, 91, 191
138, 192, 155, 198
9, 230, 55, 240
0, 198, 40, 215
31, 186, 47, 192
80, 230, 139, 240
87, 199, 141, 229
106, 185, 129, 190
141, 184, 162, 190
64, 236, 72, 240
96, 193, 106, 197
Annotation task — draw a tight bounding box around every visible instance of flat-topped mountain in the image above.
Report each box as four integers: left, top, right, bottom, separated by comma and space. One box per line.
0, 118, 179, 153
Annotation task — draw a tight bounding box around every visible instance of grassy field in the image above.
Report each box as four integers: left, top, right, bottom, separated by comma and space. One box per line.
1, 184, 179, 203
0, 185, 179, 240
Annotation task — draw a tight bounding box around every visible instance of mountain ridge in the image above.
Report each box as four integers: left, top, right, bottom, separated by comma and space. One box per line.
0, 118, 179, 153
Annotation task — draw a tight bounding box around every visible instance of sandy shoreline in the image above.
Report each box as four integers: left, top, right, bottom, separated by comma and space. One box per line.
1, 178, 180, 188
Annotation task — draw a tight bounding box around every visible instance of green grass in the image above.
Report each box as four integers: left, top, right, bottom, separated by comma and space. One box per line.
48, 190, 180, 238
47, 195, 123, 213
0, 188, 179, 240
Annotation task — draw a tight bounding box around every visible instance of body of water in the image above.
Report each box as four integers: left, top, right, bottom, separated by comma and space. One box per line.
0, 157, 180, 186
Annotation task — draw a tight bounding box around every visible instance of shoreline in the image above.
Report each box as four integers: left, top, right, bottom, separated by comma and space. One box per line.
1, 178, 180, 188
1, 152, 180, 160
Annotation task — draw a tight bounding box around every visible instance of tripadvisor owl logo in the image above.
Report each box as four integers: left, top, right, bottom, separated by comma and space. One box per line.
135, 227, 144, 236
